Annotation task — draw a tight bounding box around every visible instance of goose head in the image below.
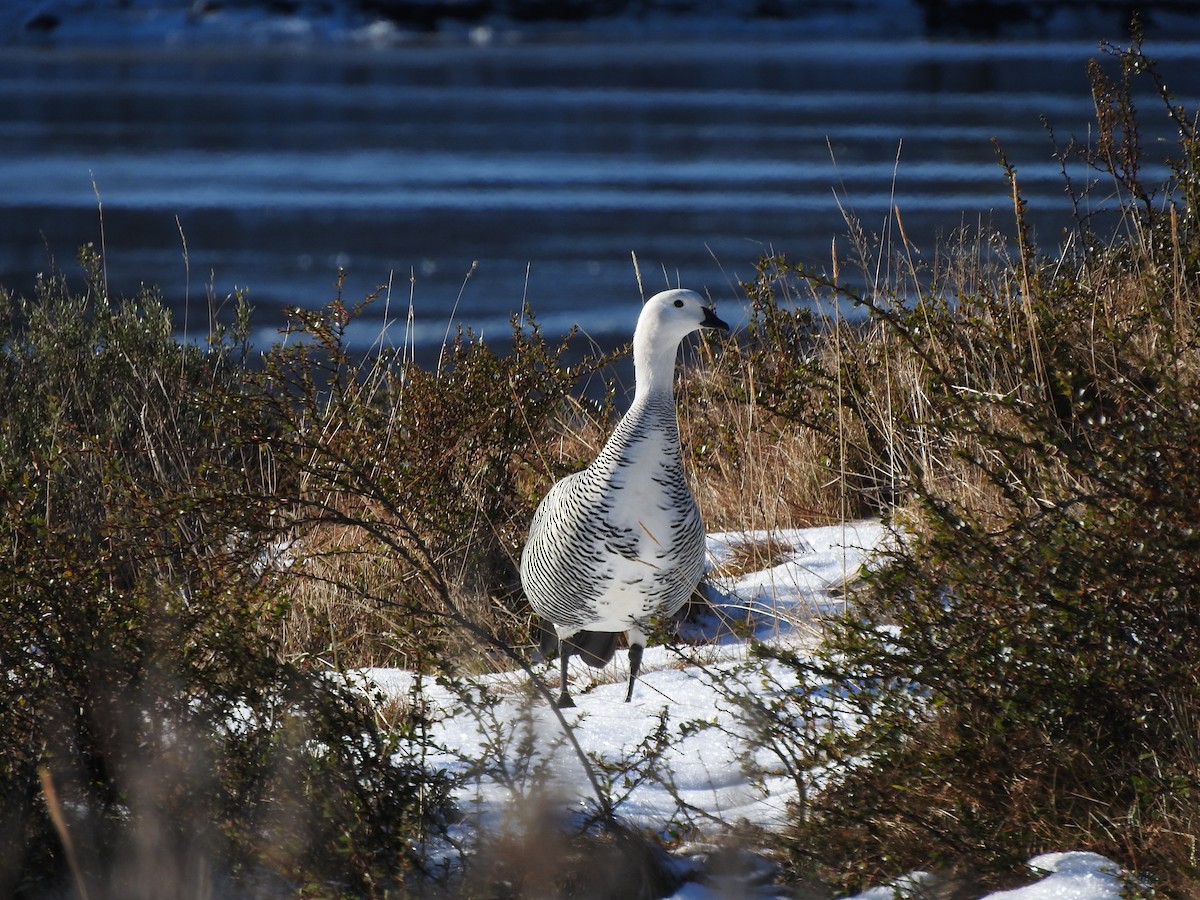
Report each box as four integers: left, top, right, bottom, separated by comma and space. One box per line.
633, 289, 729, 396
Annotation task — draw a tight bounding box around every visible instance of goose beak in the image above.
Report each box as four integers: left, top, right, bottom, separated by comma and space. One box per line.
701, 306, 730, 331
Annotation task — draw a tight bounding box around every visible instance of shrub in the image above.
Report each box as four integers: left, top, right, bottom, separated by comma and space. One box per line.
0, 257, 452, 897
761, 37, 1200, 893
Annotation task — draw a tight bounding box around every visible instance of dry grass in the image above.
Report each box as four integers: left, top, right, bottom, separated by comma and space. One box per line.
678, 343, 859, 535
276, 509, 541, 673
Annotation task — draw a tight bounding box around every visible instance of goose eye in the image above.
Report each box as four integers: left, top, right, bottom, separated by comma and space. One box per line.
673, 299, 684, 308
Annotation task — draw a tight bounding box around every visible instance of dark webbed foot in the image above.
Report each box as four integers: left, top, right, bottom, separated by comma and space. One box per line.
555, 693, 576, 709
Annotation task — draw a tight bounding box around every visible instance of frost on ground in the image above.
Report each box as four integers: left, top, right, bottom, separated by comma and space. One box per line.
361, 520, 1127, 899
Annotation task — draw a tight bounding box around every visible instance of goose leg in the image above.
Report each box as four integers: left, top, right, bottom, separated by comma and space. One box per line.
624, 642, 644, 703
556, 640, 576, 709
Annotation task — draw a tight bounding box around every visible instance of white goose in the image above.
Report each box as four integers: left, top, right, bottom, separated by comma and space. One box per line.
520, 289, 729, 707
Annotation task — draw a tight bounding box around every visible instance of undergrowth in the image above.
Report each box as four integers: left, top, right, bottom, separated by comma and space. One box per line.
754, 35, 1200, 896
0, 262, 453, 897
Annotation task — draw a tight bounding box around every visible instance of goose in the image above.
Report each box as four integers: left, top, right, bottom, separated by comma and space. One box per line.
520, 288, 729, 707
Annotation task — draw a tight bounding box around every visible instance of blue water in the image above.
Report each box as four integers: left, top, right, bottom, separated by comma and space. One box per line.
2, 36, 1198, 356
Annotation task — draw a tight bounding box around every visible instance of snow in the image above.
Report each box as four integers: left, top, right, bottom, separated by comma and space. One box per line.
359, 520, 1128, 899
701, 520, 885, 632
844, 853, 1128, 900
987, 853, 1128, 900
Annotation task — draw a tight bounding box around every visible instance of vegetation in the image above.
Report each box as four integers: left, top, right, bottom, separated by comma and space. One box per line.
746, 37, 1200, 895
0, 260, 458, 898
1, 31, 1197, 900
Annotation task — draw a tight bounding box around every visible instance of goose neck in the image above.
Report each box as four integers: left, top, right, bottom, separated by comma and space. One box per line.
633, 339, 679, 401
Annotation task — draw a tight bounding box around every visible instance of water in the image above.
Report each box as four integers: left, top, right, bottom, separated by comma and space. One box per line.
3, 36, 1198, 357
